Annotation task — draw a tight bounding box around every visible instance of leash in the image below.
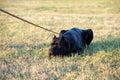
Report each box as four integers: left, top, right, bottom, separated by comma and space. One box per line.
0, 8, 59, 34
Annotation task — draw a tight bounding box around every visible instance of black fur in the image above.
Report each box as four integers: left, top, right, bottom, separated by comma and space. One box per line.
49, 28, 93, 58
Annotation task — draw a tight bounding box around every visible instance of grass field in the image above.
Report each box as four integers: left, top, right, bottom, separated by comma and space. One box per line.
0, 0, 120, 80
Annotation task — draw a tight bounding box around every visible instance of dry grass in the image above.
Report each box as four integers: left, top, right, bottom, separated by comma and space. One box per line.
0, 0, 120, 80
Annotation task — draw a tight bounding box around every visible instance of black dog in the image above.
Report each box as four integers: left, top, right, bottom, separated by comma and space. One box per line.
49, 28, 93, 58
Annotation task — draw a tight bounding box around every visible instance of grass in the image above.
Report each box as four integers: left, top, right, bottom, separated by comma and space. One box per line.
0, 0, 120, 80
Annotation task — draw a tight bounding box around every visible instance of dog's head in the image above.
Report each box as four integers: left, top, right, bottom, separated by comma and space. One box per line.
82, 29, 93, 45
49, 35, 70, 59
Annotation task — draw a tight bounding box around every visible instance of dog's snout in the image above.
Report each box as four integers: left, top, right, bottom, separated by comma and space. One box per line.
49, 50, 54, 59
49, 52, 53, 55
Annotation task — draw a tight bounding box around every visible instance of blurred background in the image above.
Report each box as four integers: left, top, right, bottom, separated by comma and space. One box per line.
0, 0, 120, 80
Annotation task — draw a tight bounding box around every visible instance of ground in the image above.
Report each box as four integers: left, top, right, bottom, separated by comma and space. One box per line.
0, 0, 120, 80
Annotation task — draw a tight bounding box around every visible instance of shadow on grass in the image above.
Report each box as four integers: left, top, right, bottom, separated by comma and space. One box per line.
84, 35, 120, 56
7, 35, 120, 58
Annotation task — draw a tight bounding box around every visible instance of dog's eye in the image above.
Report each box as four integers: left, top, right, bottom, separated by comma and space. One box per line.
51, 43, 54, 45
56, 42, 60, 46
55, 43, 58, 45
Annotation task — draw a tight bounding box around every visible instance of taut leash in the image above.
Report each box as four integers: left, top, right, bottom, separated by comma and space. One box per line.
0, 8, 59, 34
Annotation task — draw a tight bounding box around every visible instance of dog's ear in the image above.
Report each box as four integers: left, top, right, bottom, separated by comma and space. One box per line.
82, 29, 93, 45
60, 36, 67, 42
53, 35, 56, 40
59, 30, 68, 36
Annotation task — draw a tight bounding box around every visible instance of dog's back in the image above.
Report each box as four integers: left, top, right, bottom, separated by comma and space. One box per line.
62, 28, 84, 53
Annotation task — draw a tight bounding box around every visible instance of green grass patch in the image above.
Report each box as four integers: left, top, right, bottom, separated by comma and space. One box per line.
0, 0, 120, 80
